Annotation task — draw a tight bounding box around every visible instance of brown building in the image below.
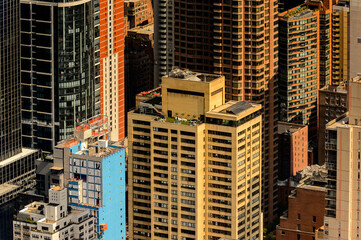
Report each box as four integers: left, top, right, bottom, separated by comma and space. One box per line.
331, 1, 349, 85
125, 24, 154, 112
154, 0, 279, 223
317, 84, 347, 164
276, 173, 327, 240
279, 2, 331, 134
278, 122, 308, 181
125, 0, 153, 31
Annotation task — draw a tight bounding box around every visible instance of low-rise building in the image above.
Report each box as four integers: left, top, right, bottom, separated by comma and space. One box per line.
276, 172, 327, 240
278, 122, 308, 180
13, 186, 95, 240
51, 115, 127, 239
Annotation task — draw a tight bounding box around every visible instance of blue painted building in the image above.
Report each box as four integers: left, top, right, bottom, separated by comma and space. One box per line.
53, 116, 126, 239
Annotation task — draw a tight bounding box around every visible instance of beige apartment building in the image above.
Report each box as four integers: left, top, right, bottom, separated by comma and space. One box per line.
128, 69, 263, 240
324, 76, 361, 239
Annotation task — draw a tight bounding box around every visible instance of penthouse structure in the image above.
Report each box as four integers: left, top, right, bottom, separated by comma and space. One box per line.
13, 186, 95, 240
324, 76, 361, 239
279, 2, 331, 132
128, 69, 263, 239
51, 116, 126, 239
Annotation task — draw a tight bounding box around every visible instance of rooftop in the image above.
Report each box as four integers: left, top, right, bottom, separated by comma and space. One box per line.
167, 68, 221, 83
280, 5, 315, 20
0, 183, 19, 196
320, 84, 347, 94
278, 122, 306, 134
0, 148, 38, 168
209, 101, 260, 117
128, 24, 153, 35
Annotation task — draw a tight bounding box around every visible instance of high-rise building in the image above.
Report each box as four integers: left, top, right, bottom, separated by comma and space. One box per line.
279, 2, 331, 132
128, 69, 263, 240
99, 0, 126, 142
331, 1, 349, 85
318, 84, 348, 165
20, 0, 99, 152
1, 0, 40, 238
349, 0, 361, 79
125, 24, 154, 112
155, 0, 279, 222
153, 0, 174, 86
125, 0, 153, 31
52, 116, 126, 239
278, 122, 308, 181
13, 186, 96, 240
323, 76, 361, 240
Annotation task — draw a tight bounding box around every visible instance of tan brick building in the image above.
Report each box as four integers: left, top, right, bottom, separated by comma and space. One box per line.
128, 69, 263, 240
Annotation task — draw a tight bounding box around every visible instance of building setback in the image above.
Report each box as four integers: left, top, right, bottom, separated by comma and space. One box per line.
51, 116, 126, 239
324, 76, 361, 239
128, 69, 263, 240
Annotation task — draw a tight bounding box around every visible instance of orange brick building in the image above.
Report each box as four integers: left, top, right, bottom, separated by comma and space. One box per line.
100, 0, 125, 141
278, 122, 309, 180
125, 0, 153, 31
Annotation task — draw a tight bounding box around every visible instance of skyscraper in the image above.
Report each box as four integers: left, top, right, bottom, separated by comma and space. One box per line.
278, 2, 331, 133
20, 0, 99, 152
331, 1, 349, 85
99, 0, 126, 142
1, 0, 40, 238
154, 0, 279, 222
324, 76, 361, 240
128, 69, 263, 239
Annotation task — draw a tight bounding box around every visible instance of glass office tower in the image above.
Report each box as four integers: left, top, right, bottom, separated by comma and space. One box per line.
21, 0, 99, 153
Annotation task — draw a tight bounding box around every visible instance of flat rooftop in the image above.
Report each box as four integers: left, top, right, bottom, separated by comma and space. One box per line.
0, 183, 19, 196
0, 148, 38, 168
280, 5, 315, 20
209, 101, 260, 117
167, 68, 221, 83
320, 84, 347, 94
128, 24, 153, 35
278, 122, 306, 134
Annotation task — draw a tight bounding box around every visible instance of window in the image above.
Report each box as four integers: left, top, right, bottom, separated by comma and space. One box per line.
313, 216, 316, 222
297, 224, 300, 230
297, 213, 301, 220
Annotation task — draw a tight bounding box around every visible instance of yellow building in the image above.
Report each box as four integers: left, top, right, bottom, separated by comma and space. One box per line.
324, 76, 361, 239
331, 1, 349, 85
128, 69, 263, 240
